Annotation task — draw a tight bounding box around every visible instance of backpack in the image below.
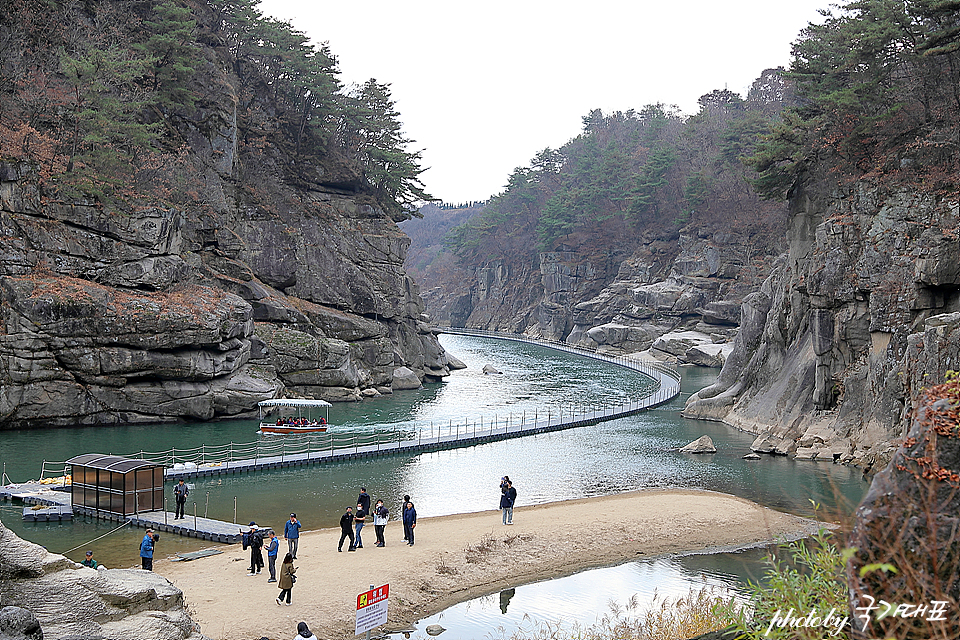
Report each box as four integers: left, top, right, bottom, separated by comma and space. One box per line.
241, 531, 251, 550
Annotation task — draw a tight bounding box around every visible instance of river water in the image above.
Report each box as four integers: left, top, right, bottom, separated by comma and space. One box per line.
0, 333, 868, 633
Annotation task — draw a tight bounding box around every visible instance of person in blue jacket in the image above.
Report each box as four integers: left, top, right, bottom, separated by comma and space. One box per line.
140, 529, 157, 570
402, 501, 417, 546
284, 513, 302, 559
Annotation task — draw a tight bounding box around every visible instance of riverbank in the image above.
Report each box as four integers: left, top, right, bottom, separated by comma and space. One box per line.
160, 489, 827, 640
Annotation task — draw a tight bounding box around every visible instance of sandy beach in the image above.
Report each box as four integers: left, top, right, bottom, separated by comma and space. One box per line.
160, 489, 825, 640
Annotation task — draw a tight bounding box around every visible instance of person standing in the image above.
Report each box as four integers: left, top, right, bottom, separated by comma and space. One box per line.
80, 550, 98, 569
402, 501, 417, 546
284, 513, 301, 559
401, 494, 411, 542
173, 479, 189, 519
354, 502, 367, 549
140, 529, 157, 570
276, 553, 296, 606
338, 506, 355, 552
245, 522, 264, 575
373, 499, 389, 547
357, 487, 371, 514
500, 479, 517, 525
265, 529, 280, 583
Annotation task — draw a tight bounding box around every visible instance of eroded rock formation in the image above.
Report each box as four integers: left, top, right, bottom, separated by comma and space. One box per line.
684, 181, 960, 466
0, 518, 207, 640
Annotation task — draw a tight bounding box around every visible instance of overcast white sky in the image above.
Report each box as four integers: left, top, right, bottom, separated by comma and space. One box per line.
258, 0, 830, 204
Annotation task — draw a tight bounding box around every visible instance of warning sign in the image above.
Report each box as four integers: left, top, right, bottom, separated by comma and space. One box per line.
355, 584, 389, 635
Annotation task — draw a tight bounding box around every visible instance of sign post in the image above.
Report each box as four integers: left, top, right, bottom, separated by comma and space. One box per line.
356, 583, 389, 637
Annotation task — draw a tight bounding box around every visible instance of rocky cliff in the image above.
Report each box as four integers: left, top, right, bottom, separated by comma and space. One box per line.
421, 221, 782, 368
684, 179, 960, 467
0, 2, 456, 428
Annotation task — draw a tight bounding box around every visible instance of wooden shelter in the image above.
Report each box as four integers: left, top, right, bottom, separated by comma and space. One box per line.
66, 454, 164, 516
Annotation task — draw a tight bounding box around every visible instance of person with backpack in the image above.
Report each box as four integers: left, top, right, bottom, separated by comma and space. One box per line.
373, 499, 389, 547
500, 479, 517, 525
293, 621, 317, 639
242, 522, 264, 575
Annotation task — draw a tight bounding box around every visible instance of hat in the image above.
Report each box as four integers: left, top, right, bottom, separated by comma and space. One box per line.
290, 513, 296, 518
249, 521, 256, 526
85, 550, 93, 556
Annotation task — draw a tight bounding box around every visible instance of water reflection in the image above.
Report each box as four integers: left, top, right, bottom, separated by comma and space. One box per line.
402, 550, 768, 639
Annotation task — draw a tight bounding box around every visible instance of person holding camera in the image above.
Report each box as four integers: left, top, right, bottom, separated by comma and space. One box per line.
140, 529, 158, 570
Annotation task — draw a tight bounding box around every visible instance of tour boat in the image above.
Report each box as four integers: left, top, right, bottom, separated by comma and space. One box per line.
257, 398, 332, 435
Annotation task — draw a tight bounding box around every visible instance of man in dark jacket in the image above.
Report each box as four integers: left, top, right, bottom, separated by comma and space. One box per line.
500, 480, 517, 525
245, 522, 264, 575
338, 506, 356, 552
173, 479, 189, 519
357, 487, 371, 513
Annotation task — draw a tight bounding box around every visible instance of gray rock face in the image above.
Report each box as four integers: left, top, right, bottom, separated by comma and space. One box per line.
424, 226, 779, 366
0, 607, 42, 640
0, 519, 207, 640
679, 435, 717, 453
846, 382, 960, 639
683, 182, 960, 467
0, 93, 456, 427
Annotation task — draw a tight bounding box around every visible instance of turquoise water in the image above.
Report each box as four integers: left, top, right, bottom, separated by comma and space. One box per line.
1, 334, 867, 578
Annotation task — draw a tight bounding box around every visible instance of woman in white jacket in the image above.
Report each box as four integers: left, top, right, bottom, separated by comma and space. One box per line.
373, 499, 389, 547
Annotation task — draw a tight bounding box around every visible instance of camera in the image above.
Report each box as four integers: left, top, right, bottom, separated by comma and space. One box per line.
153, 534, 160, 541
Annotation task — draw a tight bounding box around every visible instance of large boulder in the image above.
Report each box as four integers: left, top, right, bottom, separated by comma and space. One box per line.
0, 519, 208, 640
0, 607, 42, 640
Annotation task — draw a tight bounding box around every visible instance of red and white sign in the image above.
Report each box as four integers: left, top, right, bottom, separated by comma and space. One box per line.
355, 584, 389, 635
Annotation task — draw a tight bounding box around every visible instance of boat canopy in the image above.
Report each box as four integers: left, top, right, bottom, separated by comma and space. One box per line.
258, 399, 332, 408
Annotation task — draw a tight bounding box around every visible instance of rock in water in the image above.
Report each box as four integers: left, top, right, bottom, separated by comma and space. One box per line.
425, 624, 446, 636
679, 435, 717, 453
482, 364, 502, 375
391, 366, 422, 390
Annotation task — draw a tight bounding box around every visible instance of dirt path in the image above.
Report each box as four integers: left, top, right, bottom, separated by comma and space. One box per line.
160, 489, 824, 640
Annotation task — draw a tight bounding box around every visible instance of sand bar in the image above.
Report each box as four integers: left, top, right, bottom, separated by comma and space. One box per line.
160, 489, 825, 640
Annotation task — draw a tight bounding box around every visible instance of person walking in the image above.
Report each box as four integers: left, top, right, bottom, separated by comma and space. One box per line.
139, 529, 157, 570
276, 553, 296, 606
173, 479, 189, 519
284, 513, 301, 559
338, 506, 355, 552
401, 494, 411, 542
402, 501, 417, 546
265, 529, 280, 583
373, 499, 389, 547
354, 502, 367, 549
294, 621, 317, 639
500, 479, 517, 525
